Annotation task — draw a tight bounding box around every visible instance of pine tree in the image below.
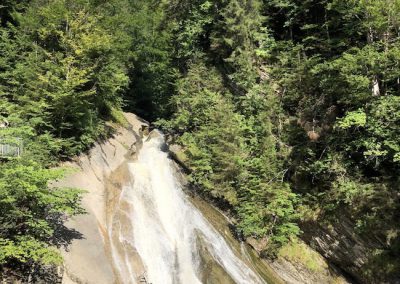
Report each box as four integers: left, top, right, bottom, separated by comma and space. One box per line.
211, 0, 264, 90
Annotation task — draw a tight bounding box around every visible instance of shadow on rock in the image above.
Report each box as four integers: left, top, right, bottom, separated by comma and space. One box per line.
48, 213, 85, 250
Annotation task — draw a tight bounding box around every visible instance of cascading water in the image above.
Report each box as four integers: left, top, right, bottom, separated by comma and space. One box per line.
108, 131, 266, 284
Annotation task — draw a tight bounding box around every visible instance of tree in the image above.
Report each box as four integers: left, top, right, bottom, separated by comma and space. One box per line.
0, 161, 84, 266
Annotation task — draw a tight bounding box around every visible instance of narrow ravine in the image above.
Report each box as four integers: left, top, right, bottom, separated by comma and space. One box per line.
108, 131, 266, 284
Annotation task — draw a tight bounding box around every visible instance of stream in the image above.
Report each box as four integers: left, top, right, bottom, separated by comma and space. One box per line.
108, 131, 274, 284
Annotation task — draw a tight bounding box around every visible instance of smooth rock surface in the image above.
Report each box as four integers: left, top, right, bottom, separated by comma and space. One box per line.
58, 113, 147, 284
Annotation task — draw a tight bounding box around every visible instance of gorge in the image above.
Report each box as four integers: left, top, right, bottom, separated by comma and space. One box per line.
0, 1, 399, 283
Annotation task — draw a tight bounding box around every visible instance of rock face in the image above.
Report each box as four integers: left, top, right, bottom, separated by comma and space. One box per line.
58, 113, 147, 284
301, 216, 381, 284
244, 236, 348, 284
267, 243, 347, 284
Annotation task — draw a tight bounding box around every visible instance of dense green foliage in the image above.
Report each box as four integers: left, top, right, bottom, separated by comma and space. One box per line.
1, 0, 132, 158
0, 161, 84, 265
1, 0, 400, 282
156, 0, 302, 254
0, 0, 152, 276
157, 0, 400, 281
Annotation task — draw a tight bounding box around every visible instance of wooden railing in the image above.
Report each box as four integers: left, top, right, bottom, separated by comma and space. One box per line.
0, 138, 23, 158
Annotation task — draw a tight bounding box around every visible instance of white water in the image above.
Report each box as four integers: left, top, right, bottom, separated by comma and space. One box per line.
110, 132, 265, 284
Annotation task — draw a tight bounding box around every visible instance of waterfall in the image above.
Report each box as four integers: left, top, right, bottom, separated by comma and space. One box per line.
109, 131, 266, 284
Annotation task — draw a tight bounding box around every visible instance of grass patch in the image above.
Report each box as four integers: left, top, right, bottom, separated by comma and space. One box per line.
110, 107, 129, 128
278, 238, 327, 273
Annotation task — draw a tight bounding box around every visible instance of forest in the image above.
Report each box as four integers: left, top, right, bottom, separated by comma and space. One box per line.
0, 0, 399, 282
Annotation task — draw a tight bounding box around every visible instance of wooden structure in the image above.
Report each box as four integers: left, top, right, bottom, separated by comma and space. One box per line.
0, 138, 23, 158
